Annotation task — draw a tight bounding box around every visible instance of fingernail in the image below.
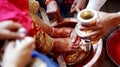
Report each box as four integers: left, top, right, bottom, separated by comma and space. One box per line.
71, 38, 75, 42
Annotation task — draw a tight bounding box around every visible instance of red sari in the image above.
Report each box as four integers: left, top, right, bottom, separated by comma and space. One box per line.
0, 0, 32, 35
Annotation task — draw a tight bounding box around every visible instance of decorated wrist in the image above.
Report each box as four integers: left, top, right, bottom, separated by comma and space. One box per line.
111, 12, 120, 26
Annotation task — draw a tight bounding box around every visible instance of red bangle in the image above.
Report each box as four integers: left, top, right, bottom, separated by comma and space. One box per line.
45, 0, 53, 6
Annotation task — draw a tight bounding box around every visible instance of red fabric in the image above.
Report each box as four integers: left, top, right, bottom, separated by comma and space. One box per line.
107, 29, 120, 65
8, 0, 28, 12
0, 0, 32, 35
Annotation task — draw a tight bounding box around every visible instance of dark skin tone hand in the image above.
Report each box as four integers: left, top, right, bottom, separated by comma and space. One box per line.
70, 0, 87, 13
46, 0, 63, 23
79, 11, 120, 41
53, 37, 81, 53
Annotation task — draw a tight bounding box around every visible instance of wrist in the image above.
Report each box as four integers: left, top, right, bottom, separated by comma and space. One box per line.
112, 12, 120, 26
107, 12, 120, 29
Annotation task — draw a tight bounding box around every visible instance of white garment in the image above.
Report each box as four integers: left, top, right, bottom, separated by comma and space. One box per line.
86, 0, 107, 10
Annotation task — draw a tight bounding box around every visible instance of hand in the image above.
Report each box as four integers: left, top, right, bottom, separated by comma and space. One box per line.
52, 18, 78, 27
52, 18, 78, 37
53, 38, 80, 53
46, 0, 63, 22
46, 0, 58, 13
29, 0, 39, 13
79, 11, 119, 41
70, 0, 87, 13
2, 37, 35, 67
0, 21, 24, 40
53, 27, 73, 38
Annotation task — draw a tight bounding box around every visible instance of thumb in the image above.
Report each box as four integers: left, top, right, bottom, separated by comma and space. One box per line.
70, 30, 77, 42
5, 41, 15, 51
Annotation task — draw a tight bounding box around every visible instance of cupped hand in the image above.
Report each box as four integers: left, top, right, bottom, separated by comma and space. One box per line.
2, 37, 35, 67
46, 0, 63, 22
78, 11, 117, 41
53, 38, 81, 53
70, 0, 87, 13
0, 21, 24, 40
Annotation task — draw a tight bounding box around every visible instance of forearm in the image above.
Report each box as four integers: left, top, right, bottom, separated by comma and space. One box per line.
86, 0, 106, 10
31, 13, 53, 36
111, 12, 120, 27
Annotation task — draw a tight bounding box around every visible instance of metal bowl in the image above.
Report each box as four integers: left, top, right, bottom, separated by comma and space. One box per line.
106, 29, 120, 66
